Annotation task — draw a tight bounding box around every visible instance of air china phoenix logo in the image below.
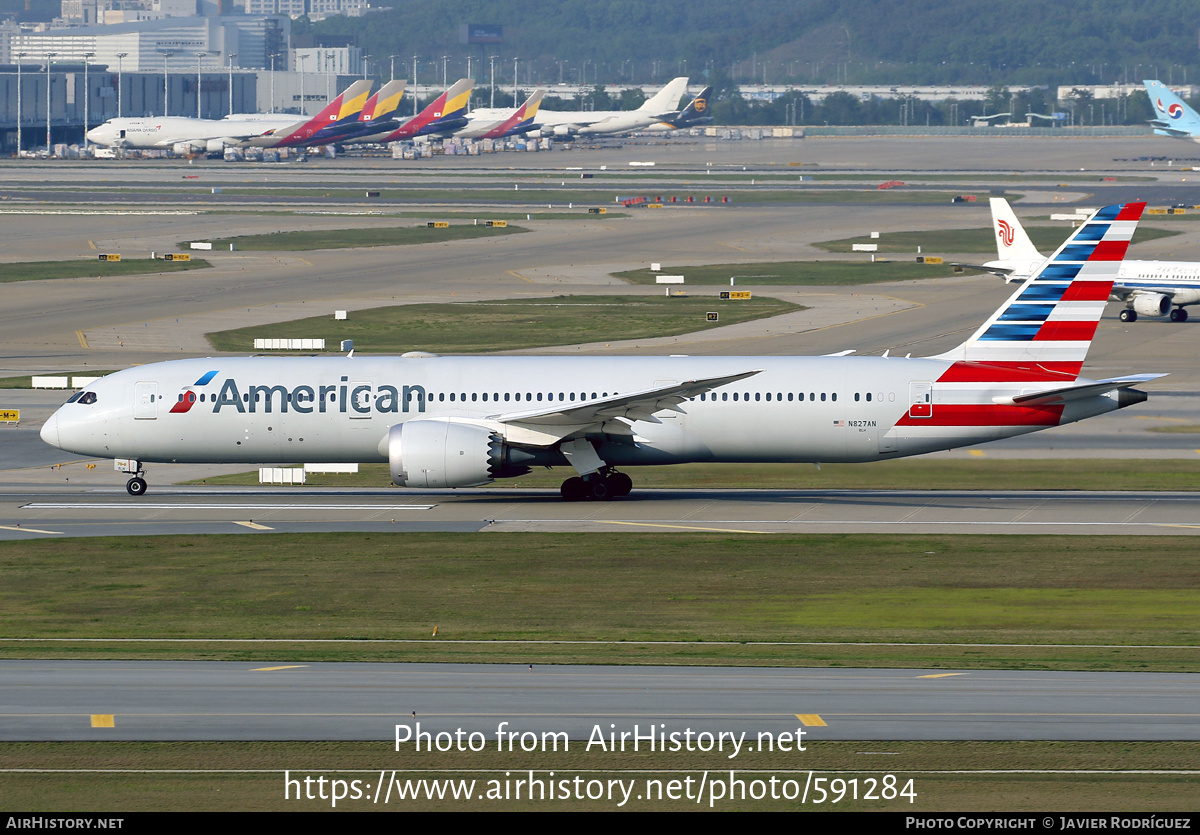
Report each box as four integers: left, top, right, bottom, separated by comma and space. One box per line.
997, 219, 1015, 247
169, 370, 220, 414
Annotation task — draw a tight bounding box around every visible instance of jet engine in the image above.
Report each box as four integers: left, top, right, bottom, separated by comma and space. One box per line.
1132, 293, 1171, 317
387, 420, 533, 488
206, 138, 227, 155
552, 125, 574, 138
172, 141, 204, 155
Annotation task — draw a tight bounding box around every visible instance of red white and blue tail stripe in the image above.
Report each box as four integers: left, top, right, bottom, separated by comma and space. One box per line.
934, 202, 1145, 379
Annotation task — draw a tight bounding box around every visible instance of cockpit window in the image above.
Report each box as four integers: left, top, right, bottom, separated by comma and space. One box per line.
66, 392, 82, 403
77, 392, 98, 405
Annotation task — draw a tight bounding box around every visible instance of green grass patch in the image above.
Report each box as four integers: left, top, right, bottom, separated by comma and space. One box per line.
205, 294, 802, 354
614, 260, 961, 285
192, 459, 1200, 492
196, 223, 527, 252
0, 371, 114, 389
0, 741, 1194, 811
812, 226, 1180, 254
1, 533, 1198, 669
0, 258, 210, 283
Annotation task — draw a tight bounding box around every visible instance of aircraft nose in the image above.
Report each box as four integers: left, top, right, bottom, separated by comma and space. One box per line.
85, 127, 105, 144
40, 410, 61, 448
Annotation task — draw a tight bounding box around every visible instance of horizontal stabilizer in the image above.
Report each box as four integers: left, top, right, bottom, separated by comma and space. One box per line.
994, 374, 1166, 406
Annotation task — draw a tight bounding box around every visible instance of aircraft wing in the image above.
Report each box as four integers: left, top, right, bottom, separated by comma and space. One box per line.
486, 370, 762, 443
995, 374, 1166, 407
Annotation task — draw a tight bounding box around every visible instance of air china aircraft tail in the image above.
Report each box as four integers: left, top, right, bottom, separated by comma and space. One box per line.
39, 203, 1163, 500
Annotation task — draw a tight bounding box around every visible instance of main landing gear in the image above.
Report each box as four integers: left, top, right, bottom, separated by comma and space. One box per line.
560, 470, 633, 502
1119, 307, 1190, 323
126, 476, 148, 496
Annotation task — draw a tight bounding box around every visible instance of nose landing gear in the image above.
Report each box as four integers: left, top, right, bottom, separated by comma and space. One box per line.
126, 476, 148, 496
116, 459, 148, 496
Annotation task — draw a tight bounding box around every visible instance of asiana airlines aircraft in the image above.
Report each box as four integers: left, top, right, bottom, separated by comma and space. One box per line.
40, 203, 1162, 501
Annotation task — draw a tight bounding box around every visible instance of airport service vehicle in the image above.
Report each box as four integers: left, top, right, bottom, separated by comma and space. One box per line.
351, 79, 474, 143
963, 198, 1200, 322
41, 203, 1161, 499
470, 77, 690, 138
1145, 80, 1200, 142
455, 89, 546, 139
85, 81, 372, 155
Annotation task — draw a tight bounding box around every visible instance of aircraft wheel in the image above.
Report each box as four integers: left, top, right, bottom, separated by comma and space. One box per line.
607, 472, 633, 497
587, 478, 611, 502
1171, 307, 1189, 322
1119, 308, 1137, 323
126, 477, 148, 496
560, 477, 587, 502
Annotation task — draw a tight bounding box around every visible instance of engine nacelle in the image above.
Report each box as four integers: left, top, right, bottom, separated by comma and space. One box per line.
1133, 293, 1171, 317
552, 125, 574, 138
172, 141, 203, 155
387, 420, 536, 488
206, 138, 227, 154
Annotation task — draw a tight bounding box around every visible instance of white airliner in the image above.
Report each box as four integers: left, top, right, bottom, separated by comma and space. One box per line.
85, 80, 374, 155
468, 77, 691, 138
966, 198, 1200, 322
41, 202, 1161, 500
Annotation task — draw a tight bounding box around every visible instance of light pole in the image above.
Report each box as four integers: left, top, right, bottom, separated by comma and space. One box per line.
389, 54, 396, 83
513, 56, 518, 106
16, 52, 25, 154
297, 53, 308, 115
489, 54, 495, 107
83, 52, 94, 147
442, 54, 447, 87
269, 54, 275, 113
45, 53, 56, 153
196, 52, 203, 118
162, 50, 175, 117
116, 52, 127, 119
411, 55, 418, 115
227, 52, 237, 116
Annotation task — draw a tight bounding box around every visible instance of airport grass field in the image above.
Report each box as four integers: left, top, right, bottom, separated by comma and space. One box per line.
2, 532, 1196, 671
0, 258, 210, 283
206, 295, 802, 353
192, 458, 1200, 493
196, 223, 527, 251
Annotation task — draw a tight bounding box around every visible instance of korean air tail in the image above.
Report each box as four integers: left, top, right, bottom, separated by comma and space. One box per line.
255, 79, 374, 147
934, 202, 1146, 378
1144, 80, 1200, 141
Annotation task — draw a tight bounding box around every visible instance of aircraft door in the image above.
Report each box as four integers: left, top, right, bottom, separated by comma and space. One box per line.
908, 382, 933, 419
134, 382, 158, 420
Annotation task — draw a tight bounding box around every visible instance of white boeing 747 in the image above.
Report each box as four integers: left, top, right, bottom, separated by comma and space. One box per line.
41, 203, 1161, 500
966, 198, 1200, 322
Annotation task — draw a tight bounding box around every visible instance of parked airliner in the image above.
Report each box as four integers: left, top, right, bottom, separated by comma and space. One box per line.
965, 198, 1200, 322
41, 203, 1161, 500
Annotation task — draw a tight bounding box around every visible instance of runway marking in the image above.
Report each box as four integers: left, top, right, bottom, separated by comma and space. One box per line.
506, 269, 535, 283
595, 521, 772, 534
795, 714, 827, 726
718, 242, 748, 252
251, 665, 307, 672
918, 673, 968, 679
90, 715, 114, 728
296, 258, 313, 267
75, 330, 89, 349
25, 503, 434, 511
235, 521, 274, 531
87, 240, 96, 250
968, 449, 986, 457
0, 525, 62, 535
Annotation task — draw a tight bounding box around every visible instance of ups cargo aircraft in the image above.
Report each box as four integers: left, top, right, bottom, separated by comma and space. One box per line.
41, 203, 1161, 500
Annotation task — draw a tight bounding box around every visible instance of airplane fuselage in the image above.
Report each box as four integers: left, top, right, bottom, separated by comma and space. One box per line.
42, 355, 1129, 470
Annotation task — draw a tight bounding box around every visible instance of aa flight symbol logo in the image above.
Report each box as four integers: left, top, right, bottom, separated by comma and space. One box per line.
169, 370, 220, 414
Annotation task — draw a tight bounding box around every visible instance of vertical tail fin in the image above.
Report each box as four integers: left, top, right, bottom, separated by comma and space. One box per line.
934, 202, 1145, 377
262, 80, 374, 147
361, 80, 406, 123
1144, 80, 1200, 138
990, 198, 1043, 263
640, 77, 690, 114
